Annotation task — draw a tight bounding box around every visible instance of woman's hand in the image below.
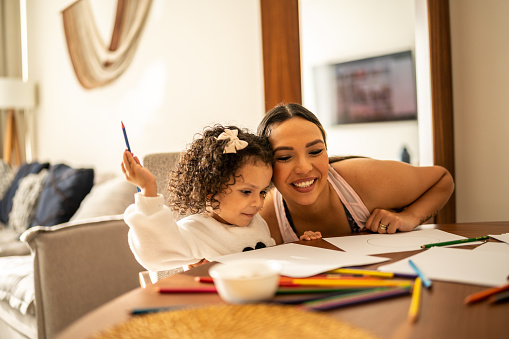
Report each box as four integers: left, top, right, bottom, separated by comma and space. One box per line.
365, 208, 420, 234
299, 230, 322, 241
121, 150, 157, 197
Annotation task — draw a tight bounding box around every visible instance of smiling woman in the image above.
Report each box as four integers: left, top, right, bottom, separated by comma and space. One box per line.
257, 103, 455, 244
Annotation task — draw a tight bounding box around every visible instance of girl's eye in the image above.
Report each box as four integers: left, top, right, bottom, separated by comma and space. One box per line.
260, 190, 268, 198
241, 190, 252, 195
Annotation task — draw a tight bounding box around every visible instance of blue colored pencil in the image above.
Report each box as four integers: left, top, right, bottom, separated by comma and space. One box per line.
408, 259, 432, 288
121, 121, 140, 192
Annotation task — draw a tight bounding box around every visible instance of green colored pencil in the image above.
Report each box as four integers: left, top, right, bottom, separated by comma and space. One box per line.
421, 236, 489, 249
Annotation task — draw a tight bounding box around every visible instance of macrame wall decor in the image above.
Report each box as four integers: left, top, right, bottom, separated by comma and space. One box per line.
62, 0, 152, 89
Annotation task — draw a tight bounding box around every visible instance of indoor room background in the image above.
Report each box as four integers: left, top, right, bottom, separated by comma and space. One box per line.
1, 0, 508, 223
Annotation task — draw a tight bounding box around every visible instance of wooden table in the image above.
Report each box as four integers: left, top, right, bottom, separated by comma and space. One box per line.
57, 222, 509, 339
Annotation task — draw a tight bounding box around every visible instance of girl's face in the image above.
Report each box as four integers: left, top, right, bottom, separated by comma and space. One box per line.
268, 117, 329, 206
211, 161, 272, 226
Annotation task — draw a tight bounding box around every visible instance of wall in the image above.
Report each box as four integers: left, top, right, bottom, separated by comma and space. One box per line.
450, 0, 509, 222
299, 0, 418, 163
26, 0, 265, 174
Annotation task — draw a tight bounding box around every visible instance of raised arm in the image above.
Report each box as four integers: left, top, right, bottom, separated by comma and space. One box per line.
334, 158, 454, 233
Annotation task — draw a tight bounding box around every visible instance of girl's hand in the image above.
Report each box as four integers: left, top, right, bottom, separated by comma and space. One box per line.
121, 150, 157, 197
300, 231, 322, 241
186, 258, 209, 270
365, 208, 421, 234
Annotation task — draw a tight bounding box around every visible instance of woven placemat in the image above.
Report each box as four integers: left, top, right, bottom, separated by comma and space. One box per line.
92, 304, 380, 339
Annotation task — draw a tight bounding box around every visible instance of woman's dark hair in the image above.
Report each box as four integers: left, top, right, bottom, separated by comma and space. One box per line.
168, 124, 273, 215
257, 103, 328, 148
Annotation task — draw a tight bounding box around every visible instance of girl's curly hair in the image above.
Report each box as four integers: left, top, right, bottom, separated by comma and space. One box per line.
167, 124, 273, 215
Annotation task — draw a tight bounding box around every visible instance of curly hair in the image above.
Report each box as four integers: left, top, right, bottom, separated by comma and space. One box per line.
167, 125, 273, 215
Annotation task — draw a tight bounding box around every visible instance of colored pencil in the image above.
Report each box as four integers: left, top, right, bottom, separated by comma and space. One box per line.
464, 283, 509, 304
408, 260, 432, 288
291, 278, 412, 288
121, 121, 132, 152
328, 268, 417, 279
421, 236, 489, 248
300, 287, 411, 311
157, 286, 217, 293
489, 290, 509, 304
131, 305, 186, 315
408, 277, 422, 322
121, 121, 140, 192
274, 289, 377, 305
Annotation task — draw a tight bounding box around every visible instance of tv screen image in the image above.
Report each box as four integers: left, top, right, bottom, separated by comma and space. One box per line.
332, 51, 417, 124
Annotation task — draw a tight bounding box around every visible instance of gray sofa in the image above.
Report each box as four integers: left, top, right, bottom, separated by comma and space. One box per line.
0, 152, 180, 339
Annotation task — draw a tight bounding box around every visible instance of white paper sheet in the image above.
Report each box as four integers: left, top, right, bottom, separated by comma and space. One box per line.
489, 233, 509, 244
378, 247, 509, 287
210, 243, 389, 278
473, 242, 509, 253
324, 229, 473, 255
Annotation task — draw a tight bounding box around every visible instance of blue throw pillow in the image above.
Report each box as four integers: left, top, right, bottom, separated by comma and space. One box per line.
0, 162, 50, 225
30, 164, 94, 227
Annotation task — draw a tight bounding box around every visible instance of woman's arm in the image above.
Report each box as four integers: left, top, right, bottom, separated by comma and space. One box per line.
334, 158, 454, 233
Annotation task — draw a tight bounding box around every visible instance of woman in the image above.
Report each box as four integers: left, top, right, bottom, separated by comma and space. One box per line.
257, 103, 455, 244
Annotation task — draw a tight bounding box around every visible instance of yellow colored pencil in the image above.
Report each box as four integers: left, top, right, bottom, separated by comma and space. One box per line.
292, 278, 413, 288
408, 277, 422, 323
328, 268, 395, 278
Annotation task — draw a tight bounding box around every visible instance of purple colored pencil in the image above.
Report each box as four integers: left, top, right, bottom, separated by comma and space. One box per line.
300, 287, 411, 311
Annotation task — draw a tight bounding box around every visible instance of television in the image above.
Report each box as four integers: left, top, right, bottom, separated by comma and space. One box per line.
332, 51, 417, 124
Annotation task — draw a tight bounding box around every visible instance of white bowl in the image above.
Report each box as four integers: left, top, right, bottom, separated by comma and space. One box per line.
209, 259, 282, 304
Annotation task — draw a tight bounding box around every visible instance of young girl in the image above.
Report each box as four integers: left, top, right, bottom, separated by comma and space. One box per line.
122, 125, 320, 272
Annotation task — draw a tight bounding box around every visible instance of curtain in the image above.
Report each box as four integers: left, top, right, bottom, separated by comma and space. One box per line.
62, 0, 153, 89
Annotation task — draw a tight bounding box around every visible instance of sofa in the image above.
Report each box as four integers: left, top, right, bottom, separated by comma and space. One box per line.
0, 152, 180, 339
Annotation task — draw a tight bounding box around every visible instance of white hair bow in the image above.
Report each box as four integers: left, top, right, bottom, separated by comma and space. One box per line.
216, 129, 248, 154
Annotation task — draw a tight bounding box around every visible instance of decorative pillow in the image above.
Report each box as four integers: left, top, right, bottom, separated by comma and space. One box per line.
0, 255, 35, 315
0, 160, 14, 200
8, 169, 49, 234
30, 164, 94, 227
0, 162, 50, 225
70, 176, 137, 221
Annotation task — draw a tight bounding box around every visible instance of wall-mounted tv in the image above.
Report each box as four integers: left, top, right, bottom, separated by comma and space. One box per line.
332, 50, 417, 124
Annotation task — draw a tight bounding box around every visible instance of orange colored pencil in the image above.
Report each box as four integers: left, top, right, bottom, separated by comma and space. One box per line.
464, 283, 509, 304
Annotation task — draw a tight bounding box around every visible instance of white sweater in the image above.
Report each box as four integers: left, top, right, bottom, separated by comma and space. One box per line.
124, 193, 276, 271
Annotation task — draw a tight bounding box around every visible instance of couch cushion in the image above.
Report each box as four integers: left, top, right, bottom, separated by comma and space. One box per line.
0, 162, 50, 225
70, 176, 136, 221
0, 255, 35, 315
8, 169, 49, 234
0, 160, 14, 200
31, 164, 94, 227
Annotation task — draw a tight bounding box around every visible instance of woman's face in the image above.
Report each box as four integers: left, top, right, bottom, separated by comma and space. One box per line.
268, 117, 330, 206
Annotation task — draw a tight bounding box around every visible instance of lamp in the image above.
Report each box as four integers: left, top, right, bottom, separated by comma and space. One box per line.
0, 77, 36, 166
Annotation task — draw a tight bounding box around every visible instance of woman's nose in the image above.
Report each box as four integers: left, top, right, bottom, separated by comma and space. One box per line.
294, 156, 313, 173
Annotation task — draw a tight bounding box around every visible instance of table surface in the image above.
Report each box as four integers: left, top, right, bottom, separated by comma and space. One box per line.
57, 222, 509, 339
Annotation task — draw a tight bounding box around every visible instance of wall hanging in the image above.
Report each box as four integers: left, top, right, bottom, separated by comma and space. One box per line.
62, 0, 152, 89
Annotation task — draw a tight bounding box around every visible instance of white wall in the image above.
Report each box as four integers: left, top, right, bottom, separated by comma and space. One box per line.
299, 0, 418, 163
450, 0, 509, 222
26, 0, 265, 174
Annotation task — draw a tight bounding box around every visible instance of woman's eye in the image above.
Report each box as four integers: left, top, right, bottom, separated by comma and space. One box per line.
275, 155, 291, 162
310, 149, 324, 156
